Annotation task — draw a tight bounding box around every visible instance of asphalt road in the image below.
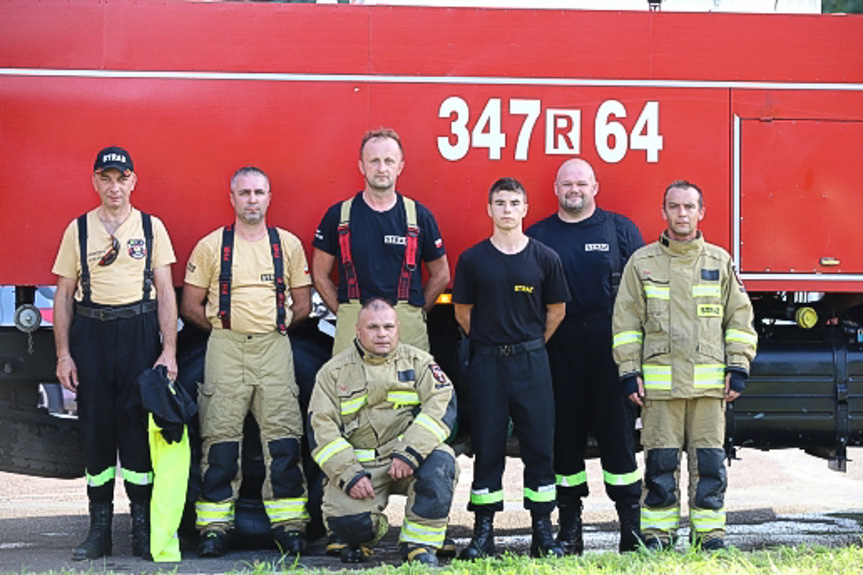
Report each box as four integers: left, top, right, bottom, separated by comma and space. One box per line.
0, 448, 861, 573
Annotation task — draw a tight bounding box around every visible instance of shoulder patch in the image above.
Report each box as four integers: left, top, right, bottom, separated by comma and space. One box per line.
429, 363, 448, 385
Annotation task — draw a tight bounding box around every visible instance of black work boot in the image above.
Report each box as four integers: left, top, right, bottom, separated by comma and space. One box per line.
400, 543, 439, 566
458, 511, 495, 560
530, 513, 564, 558
556, 501, 584, 556
130, 501, 150, 559
72, 501, 113, 561
272, 526, 308, 556
616, 500, 642, 553
197, 530, 230, 558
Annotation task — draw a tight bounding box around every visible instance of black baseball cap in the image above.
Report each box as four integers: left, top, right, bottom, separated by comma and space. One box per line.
94, 146, 134, 174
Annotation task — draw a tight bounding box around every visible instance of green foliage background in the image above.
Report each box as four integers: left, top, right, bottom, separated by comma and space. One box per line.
822, 0, 863, 12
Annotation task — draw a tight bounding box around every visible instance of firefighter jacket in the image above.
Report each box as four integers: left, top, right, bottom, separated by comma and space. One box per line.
309, 341, 457, 492
612, 232, 758, 400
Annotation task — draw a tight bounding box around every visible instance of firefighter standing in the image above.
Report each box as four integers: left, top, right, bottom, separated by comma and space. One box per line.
309, 298, 458, 566
612, 180, 757, 550
311, 128, 449, 356
527, 158, 644, 554
53, 146, 178, 561
453, 177, 570, 559
181, 166, 312, 557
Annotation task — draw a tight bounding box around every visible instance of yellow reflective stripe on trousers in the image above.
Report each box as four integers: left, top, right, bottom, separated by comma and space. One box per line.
314, 437, 352, 466
613, 331, 643, 349
399, 520, 446, 546
470, 489, 504, 505
642, 365, 672, 390
726, 328, 758, 347
195, 500, 234, 528
524, 484, 556, 503
354, 448, 376, 462
644, 285, 670, 299
603, 469, 641, 486
264, 497, 310, 522
414, 413, 449, 443
86, 466, 116, 487
691, 507, 726, 532
121, 467, 154, 486
641, 507, 680, 531
556, 471, 587, 487
692, 284, 722, 298
388, 390, 421, 409
340, 394, 367, 416
694, 364, 726, 388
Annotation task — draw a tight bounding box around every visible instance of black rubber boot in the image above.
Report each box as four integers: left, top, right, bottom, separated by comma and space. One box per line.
616, 500, 642, 553
458, 511, 495, 560
400, 543, 439, 566
197, 530, 230, 558
130, 501, 150, 559
556, 500, 584, 556
72, 501, 113, 561
273, 526, 308, 556
530, 513, 564, 558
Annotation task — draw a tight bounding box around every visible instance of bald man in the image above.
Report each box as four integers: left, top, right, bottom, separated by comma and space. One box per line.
526, 158, 644, 554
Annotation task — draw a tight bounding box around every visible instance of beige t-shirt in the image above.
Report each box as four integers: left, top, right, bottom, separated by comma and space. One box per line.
184, 227, 311, 334
52, 208, 176, 305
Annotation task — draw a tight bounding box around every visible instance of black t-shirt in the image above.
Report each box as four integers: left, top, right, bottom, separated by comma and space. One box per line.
527, 208, 643, 319
313, 192, 446, 307
453, 238, 570, 346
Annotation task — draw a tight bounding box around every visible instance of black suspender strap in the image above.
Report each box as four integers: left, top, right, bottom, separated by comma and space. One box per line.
268, 227, 288, 335
605, 212, 622, 299
141, 212, 154, 301
76, 215, 92, 305
218, 225, 234, 330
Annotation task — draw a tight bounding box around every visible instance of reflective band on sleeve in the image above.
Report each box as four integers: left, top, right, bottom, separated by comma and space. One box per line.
640, 507, 680, 532
414, 413, 449, 443
556, 471, 587, 487
470, 488, 504, 506
314, 437, 352, 466
690, 507, 726, 533
694, 364, 726, 388
524, 484, 557, 503
399, 520, 446, 547
644, 285, 670, 299
697, 304, 723, 317
86, 466, 117, 488
388, 391, 421, 409
602, 469, 641, 486
726, 329, 758, 347
121, 467, 154, 486
340, 394, 367, 416
264, 497, 310, 523
692, 284, 722, 298
613, 331, 643, 349
642, 365, 672, 390
195, 500, 234, 528
354, 448, 376, 462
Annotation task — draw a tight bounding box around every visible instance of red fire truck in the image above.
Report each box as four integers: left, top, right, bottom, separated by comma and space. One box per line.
1, 0, 862, 488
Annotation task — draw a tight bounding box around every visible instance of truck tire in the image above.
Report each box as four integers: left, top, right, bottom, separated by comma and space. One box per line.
0, 400, 84, 479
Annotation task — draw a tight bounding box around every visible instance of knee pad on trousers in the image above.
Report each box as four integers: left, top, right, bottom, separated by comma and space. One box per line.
268, 438, 304, 498
328, 512, 377, 547
695, 448, 727, 510
202, 441, 240, 502
644, 448, 679, 509
412, 450, 457, 520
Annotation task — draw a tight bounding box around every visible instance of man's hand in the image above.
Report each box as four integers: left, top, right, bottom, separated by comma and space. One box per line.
348, 476, 375, 500
628, 376, 645, 407
389, 457, 414, 480
725, 372, 742, 402
154, 352, 178, 381
56, 356, 78, 392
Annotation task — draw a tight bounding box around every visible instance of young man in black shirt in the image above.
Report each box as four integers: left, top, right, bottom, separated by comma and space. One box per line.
453, 177, 570, 559
527, 158, 644, 554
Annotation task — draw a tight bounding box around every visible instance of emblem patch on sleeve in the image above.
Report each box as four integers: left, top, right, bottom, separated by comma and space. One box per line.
429, 363, 448, 385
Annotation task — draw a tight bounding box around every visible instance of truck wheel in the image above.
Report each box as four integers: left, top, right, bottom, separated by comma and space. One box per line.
0, 398, 84, 478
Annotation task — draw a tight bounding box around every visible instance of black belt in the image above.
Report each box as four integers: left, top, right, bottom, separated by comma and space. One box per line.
75, 301, 157, 321
473, 338, 545, 357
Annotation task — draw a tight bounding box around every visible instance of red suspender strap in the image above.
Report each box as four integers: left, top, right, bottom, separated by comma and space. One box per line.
218, 225, 234, 330
268, 227, 288, 335
397, 198, 419, 302
338, 199, 361, 301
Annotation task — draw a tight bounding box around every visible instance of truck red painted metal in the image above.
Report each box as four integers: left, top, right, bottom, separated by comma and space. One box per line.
1, 1, 862, 478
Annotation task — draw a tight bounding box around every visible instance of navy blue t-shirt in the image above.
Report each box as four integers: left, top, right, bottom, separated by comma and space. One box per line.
313, 192, 446, 307
527, 208, 643, 319
453, 238, 570, 346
